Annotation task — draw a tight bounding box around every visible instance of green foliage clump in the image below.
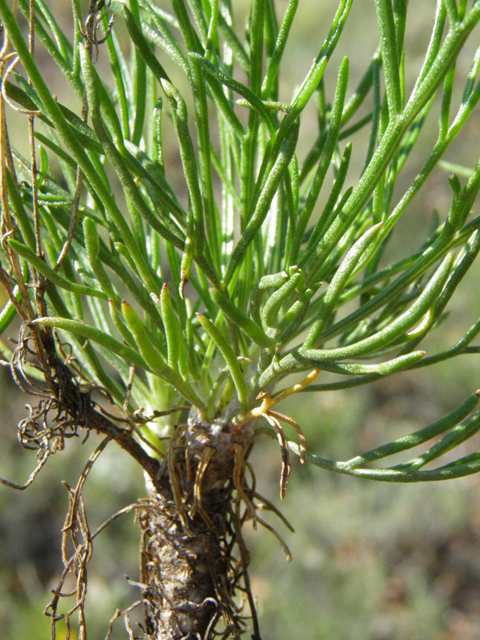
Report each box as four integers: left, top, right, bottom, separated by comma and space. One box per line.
0, 0, 480, 516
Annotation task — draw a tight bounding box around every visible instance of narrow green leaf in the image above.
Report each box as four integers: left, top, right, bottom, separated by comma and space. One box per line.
210, 288, 275, 348
291, 57, 349, 264
124, 6, 171, 83
301, 142, 353, 262
161, 79, 205, 252
224, 119, 299, 285
197, 313, 249, 411
262, 0, 299, 98
128, 0, 148, 145
375, 0, 402, 115
33, 315, 149, 370
305, 223, 383, 347
104, 26, 131, 138
188, 53, 276, 137
159, 284, 189, 379
123, 301, 205, 409
8, 239, 109, 301
276, 287, 315, 344
217, 13, 249, 72
250, 0, 266, 96
301, 252, 454, 361
83, 217, 118, 301
341, 55, 376, 125
402, 409, 480, 471
290, 441, 480, 482
344, 390, 480, 469
108, 299, 136, 348
6, 171, 36, 250
262, 267, 304, 330
0, 289, 21, 334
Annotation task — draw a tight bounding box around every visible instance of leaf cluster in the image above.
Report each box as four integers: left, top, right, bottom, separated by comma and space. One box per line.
0, 0, 480, 481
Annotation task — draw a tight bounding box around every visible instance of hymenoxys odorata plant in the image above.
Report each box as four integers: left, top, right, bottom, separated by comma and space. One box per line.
1, 0, 480, 637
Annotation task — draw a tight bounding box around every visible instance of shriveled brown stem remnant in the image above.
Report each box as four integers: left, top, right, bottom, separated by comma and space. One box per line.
140, 420, 257, 640
141, 493, 224, 638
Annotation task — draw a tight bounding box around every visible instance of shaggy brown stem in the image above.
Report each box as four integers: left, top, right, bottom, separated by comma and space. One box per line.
138, 422, 257, 639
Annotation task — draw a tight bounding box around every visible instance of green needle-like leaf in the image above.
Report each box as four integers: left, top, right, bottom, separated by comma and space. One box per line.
197, 313, 249, 410
8, 239, 109, 301
32, 315, 150, 370
344, 390, 480, 469
122, 301, 205, 409
210, 288, 275, 348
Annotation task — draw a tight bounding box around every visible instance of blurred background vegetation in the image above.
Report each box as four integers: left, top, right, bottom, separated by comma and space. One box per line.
1, 1, 480, 638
